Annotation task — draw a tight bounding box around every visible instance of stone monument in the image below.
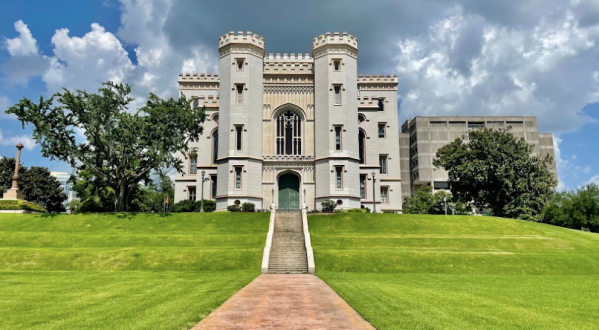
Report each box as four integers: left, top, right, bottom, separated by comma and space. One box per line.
3, 142, 25, 200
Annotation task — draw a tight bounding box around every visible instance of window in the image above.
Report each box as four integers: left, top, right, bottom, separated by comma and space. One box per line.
236, 84, 244, 105
468, 121, 484, 128
212, 130, 219, 164
334, 126, 342, 151
192, 98, 199, 109
434, 181, 450, 190
379, 155, 387, 174
358, 129, 366, 164
236, 58, 244, 71
412, 159, 419, 168
412, 171, 419, 180
333, 59, 341, 71
410, 147, 418, 157
235, 125, 243, 151
335, 166, 343, 189
190, 155, 197, 175
360, 174, 367, 199
188, 187, 196, 201
276, 110, 302, 155
334, 85, 342, 105
381, 186, 389, 204
410, 134, 417, 144
378, 98, 384, 111
378, 123, 386, 138
234, 167, 242, 190
211, 175, 217, 199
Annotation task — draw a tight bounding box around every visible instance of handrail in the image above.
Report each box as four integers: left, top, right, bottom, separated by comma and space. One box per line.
261, 207, 276, 273
302, 207, 316, 274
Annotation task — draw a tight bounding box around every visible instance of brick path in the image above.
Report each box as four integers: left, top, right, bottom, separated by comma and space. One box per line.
191, 274, 375, 330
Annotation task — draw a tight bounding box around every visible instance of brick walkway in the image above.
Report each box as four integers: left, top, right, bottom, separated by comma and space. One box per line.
191, 274, 375, 330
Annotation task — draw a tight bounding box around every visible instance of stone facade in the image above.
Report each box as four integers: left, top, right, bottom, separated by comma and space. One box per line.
399, 116, 558, 199
175, 31, 402, 211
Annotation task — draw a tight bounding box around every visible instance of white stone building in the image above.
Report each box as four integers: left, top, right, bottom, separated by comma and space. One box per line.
174, 31, 402, 212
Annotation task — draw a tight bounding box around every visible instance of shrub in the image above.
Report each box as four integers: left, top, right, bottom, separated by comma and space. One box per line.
202, 200, 216, 212
347, 208, 365, 213
227, 204, 241, 212
0, 200, 48, 213
364, 207, 371, 213
383, 210, 395, 214
241, 202, 255, 212
170, 199, 200, 212
321, 200, 337, 212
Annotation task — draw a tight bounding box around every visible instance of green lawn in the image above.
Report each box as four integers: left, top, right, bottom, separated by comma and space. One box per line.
0, 212, 269, 330
309, 213, 599, 330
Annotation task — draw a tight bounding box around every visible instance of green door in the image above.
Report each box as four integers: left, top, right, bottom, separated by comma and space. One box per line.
278, 173, 300, 209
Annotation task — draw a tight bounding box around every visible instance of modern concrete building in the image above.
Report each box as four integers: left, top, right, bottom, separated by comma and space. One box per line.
50, 172, 77, 206
174, 31, 402, 212
399, 116, 558, 199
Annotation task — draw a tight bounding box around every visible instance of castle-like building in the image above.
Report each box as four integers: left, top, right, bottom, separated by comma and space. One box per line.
174, 31, 402, 211
174, 31, 557, 212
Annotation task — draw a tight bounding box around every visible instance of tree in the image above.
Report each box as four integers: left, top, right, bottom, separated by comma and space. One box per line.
403, 185, 434, 214
0, 157, 66, 213
6, 82, 206, 211
68, 170, 115, 213
543, 184, 599, 232
403, 185, 471, 215
20, 166, 67, 213
433, 127, 556, 221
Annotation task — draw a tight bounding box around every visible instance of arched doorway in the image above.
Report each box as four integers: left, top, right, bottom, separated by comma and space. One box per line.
278, 173, 300, 209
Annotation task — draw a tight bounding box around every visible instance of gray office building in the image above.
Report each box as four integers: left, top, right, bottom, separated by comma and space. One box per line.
399, 116, 558, 200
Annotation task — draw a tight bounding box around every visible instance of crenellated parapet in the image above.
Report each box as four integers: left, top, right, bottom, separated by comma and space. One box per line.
178, 73, 220, 90
218, 31, 265, 58
357, 74, 398, 91
312, 32, 358, 58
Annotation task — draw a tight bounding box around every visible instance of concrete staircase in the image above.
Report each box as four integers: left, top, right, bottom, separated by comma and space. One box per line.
268, 211, 309, 274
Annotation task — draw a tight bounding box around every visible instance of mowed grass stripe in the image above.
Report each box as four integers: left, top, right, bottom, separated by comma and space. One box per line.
309, 213, 599, 329
0, 212, 269, 330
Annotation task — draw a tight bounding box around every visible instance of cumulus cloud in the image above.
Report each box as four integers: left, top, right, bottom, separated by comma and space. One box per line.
42, 23, 135, 93
0, 130, 36, 150
586, 175, 599, 186
5, 20, 39, 56
395, 5, 599, 133
0, 96, 15, 119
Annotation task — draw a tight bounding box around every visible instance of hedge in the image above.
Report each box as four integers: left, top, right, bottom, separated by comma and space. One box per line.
0, 200, 48, 213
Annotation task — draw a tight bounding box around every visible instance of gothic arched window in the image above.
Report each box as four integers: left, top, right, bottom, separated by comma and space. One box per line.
276, 110, 302, 155
212, 129, 218, 164
359, 129, 366, 164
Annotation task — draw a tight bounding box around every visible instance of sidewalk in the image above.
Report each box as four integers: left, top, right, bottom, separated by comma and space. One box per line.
191, 274, 375, 330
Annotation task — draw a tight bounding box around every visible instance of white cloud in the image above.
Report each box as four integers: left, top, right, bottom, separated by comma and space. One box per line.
395, 5, 599, 133
585, 175, 599, 186
553, 135, 568, 191
0, 96, 16, 119
4, 20, 39, 56
43, 23, 135, 93
0, 130, 36, 151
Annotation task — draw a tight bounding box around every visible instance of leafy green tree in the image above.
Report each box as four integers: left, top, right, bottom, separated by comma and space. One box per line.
403, 185, 435, 214
0, 157, 66, 213
6, 82, 205, 211
403, 185, 470, 215
0, 157, 21, 194
20, 166, 67, 213
543, 183, 599, 232
68, 170, 116, 213
433, 127, 556, 221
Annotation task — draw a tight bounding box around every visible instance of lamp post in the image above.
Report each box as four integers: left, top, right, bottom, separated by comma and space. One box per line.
3, 142, 24, 200
372, 171, 377, 213
200, 170, 209, 212
443, 196, 447, 216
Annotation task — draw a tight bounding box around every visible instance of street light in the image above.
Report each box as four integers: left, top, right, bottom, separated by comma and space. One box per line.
443, 196, 447, 216
200, 170, 209, 212
372, 171, 377, 213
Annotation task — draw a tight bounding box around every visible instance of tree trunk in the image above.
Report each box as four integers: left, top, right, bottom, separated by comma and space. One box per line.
115, 181, 128, 212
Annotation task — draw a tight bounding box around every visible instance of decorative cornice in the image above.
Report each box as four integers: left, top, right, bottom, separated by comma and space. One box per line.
263, 76, 314, 84
263, 155, 315, 162
219, 44, 265, 58
313, 45, 358, 59
264, 86, 314, 94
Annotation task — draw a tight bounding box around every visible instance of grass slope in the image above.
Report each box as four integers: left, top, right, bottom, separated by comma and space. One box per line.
309, 213, 599, 330
0, 212, 269, 330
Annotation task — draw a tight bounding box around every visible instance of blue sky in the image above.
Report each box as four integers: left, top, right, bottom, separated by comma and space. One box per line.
0, 0, 598, 190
